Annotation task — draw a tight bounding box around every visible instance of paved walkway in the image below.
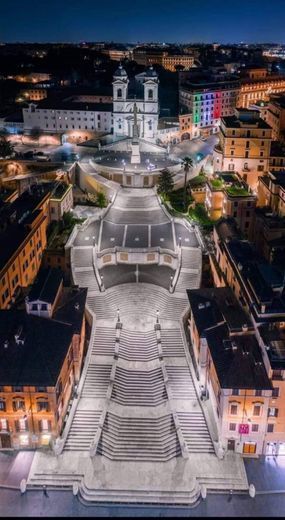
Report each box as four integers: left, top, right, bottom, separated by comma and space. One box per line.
0, 451, 34, 488
244, 456, 285, 492
0, 488, 284, 517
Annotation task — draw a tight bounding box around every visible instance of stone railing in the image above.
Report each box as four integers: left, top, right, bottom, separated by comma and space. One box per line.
96, 246, 179, 271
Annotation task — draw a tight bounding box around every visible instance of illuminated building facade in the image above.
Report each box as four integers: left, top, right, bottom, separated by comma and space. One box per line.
213, 109, 272, 189
0, 186, 51, 309
132, 47, 194, 71
187, 287, 273, 456
0, 270, 87, 449
112, 64, 159, 140
205, 172, 256, 237
238, 75, 285, 109
179, 76, 239, 138
211, 221, 285, 455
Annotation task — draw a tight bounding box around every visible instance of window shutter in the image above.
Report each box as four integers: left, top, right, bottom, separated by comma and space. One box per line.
38, 420, 42, 433
15, 420, 20, 432
48, 420, 52, 432
275, 409, 279, 418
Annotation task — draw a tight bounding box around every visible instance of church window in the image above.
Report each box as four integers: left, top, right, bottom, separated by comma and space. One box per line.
148, 90, 153, 100
117, 88, 122, 98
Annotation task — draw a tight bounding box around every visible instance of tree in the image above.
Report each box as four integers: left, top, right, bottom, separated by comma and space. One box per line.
96, 191, 107, 208
62, 211, 74, 228
182, 156, 193, 210
157, 169, 174, 197
30, 126, 42, 146
0, 136, 14, 159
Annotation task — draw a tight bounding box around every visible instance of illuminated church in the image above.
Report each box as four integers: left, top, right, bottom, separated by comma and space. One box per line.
112, 64, 159, 142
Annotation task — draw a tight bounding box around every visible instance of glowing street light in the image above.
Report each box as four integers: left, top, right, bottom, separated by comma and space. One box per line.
156, 309, 160, 324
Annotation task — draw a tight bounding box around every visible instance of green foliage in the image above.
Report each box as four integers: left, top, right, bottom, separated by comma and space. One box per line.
226, 185, 250, 197
182, 156, 194, 210
0, 137, 14, 158
47, 212, 85, 249
188, 204, 214, 228
169, 188, 193, 213
96, 191, 107, 208
182, 156, 194, 171
62, 211, 74, 228
210, 178, 224, 190
188, 174, 207, 188
157, 169, 174, 196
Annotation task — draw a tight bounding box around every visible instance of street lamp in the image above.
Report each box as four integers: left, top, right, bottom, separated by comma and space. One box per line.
170, 275, 174, 291
156, 309, 160, 324
100, 275, 104, 289
117, 308, 120, 323
178, 236, 182, 248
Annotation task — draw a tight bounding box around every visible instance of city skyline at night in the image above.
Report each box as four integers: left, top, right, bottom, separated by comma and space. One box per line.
2, 0, 285, 44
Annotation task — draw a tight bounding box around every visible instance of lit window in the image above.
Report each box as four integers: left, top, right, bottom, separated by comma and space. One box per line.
253, 405, 261, 416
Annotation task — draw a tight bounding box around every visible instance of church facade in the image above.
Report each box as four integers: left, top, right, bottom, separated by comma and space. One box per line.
112, 64, 159, 141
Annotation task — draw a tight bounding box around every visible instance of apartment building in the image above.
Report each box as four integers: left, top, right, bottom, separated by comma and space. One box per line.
238, 74, 285, 109
257, 171, 285, 217
257, 325, 285, 455
49, 183, 73, 221
212, 227, 285, 328
0, 186, 52, 309
213, 109, 272, 189
261, 95, 285, 142
187, 287, 272, 456
205, 172, 256, 237
20, 88, 48, 102
252, 207, 285, 266
23, 99, 113, 138
0, 270, 87, 449
101, 48, 131, 61
132, 47, 194, 70
209, 224, 285, 455
179, 74, 240, 138
161, 54, 195, 72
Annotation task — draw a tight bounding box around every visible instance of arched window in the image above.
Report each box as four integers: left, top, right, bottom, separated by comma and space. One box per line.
117, 88, 122, 98
148, 90, 153, 100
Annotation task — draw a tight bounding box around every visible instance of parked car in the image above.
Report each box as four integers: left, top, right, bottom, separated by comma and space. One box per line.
36, 155, 51, 162
23, 150, 34, 159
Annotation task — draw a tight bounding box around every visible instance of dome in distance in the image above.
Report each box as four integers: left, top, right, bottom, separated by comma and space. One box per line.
145, 64, 158, 77
114, 63, 128, 77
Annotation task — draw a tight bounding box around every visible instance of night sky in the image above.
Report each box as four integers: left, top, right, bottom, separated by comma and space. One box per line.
2, 0, 285, 44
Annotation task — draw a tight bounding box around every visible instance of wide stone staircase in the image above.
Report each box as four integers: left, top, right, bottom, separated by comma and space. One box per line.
73, 247, 94, 268
87, 284, 188, 321
64, 410, 102, 451
91, 327, 116, 357
160, 328, 186, 357
111, 366, 168, 406
177, 411, 215, 454
97, 412, 182, 461
26, 187, 249, 502
119, 329, 158, 361
166, 365, 197, 400
81, 364, 112, 398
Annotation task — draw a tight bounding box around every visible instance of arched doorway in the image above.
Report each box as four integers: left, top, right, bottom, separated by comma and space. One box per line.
181, 132, 190, 141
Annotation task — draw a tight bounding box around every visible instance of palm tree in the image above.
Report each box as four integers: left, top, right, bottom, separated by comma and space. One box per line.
182, 156, 193, 211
